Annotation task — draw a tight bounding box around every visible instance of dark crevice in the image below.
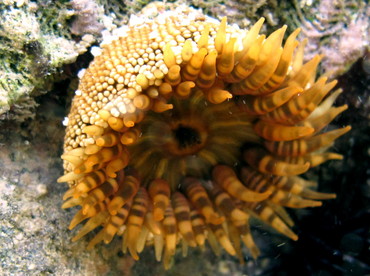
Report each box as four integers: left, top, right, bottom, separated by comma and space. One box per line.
173, 124, 202, 149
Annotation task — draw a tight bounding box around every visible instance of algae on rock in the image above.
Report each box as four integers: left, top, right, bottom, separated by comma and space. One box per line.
0, 0, 101, 121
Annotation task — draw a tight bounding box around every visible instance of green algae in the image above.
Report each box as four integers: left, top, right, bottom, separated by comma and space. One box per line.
0, 0, 95, 121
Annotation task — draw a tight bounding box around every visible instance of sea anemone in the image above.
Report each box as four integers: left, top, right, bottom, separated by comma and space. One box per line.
58, 4, 350, 269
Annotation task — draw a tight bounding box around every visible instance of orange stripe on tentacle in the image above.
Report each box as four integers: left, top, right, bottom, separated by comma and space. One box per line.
245, 201, 298, 241
208, 183, 249, 221
105, 149, 130, 178
203, 87, 232, 104
277, 152, 344, 167
60, 151, 85, 168
266, 202, 295, 227
148, 178, 171, 221
264, 126, 351, 157
182, 48, 208, 81
228, 213, 250, 237
95, 132, 120, 147
189, 208, 206, 246
253, 120, 314, 141
233, 47, 283, 95
239, 166, 270, 192
307, 126, 351, 152
76, 143, 123, 173
280, 79, 338, 125
73, 160, 105, 174
60, 175, 88, 198
231, 26, 287, 94
208, 223, 236, 256
306, 88, 343, 120
158, 82, 173, 97
164, 65, 181, 86
87, 202, 132, 248
62, 187, 76, 200
107, 117, 129, 132
227, 219, 260, 261
212, 165, 271, 202
289, 54, 322, 89
172, 192, 197, 247
272, 175, 335, 199
291, 175, 317, 188
226, 222, 244, 263
243, 147, 310, 176
151, 97, 174, 113
72, 210, 109, 242
162, 203, 177, 269
108, 175, 139, 215
122, 112, 143, 128
206, 227, 221, 256
69, 202, 106, 230
242, 165, 335, 201
268, 188, 323, 208
299, 105, 348, 133
197, 50, 217, 89
123, 187, 149, 260
61, 196, 84, 209
120, 127, 141, 145
227, 35, 264, 83
242, 166, 316, 205
259, 206, 298, 241
242, 163, 335, 201
241, 167, 322, 208
261, 77, 329, 124
144, 205, 162, 236
240, 231, 260, 259
82, 178, 119, 215
183, 177, 224, 225
69, 170, 106, 198
103, 201, 132, 244
257, 28, 301, 94
175, 81, 195, 98
133, 94, 152, 111
299, 186, 337, 200
239, 85, 302, 115
217, 37, 237, 76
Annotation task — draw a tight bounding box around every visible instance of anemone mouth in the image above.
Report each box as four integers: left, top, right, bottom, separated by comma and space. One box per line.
128, 90, 257, 187
171, 123, 204, 154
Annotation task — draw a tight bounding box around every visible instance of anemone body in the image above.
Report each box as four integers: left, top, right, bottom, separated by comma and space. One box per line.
59, 4, 350, 269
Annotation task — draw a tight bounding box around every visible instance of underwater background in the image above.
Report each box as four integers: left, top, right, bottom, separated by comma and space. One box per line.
0, 0, 369, 275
